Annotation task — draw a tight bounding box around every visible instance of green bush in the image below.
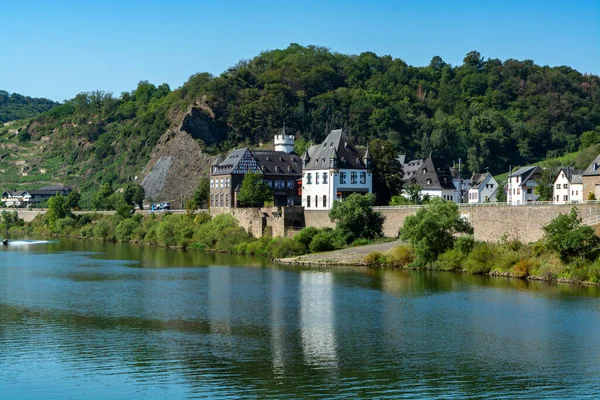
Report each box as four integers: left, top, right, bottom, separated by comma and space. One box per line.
387, 245, 415, 267
435, 248, 465, 271
79, 224, 94, 238
54, 217, 77, 235
215, 227, 251, 252
269, 237, 306, 259
93, 218, 116, 241
115, 218, 140, 242
455, 235, 475, 255
364, 251, 387, 266
309, 231, 335, 253
294, 227, 320, 249
512, 258, 535, 278
463, 242, 497, 274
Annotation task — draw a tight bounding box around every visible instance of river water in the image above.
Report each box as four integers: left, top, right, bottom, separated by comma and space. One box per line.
1, 239, 600, 399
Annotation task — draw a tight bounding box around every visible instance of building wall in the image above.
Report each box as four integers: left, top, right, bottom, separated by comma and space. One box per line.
554, 173, 571, 204
583, 175, 600, 200
302, 168, 372, 210
571, 183, 584, 202
507, 177, 538, 205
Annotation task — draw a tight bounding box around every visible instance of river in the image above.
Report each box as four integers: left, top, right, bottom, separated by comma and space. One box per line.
1, 239, 600, 399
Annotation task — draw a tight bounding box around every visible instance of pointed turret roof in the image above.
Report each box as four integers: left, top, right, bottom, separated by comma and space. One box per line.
363, 146, 371, 160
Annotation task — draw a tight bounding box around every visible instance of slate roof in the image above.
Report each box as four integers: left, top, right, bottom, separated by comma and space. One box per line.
29, 185, 72, 196
583, 154, 600, 176
304, 129, 367, 170
470, 173, 490, 189
557, 167, 584, 184
212, 148, 302, 177
252, 151, 302, 176
402, 157, 456, 190
510, 166, 542, 184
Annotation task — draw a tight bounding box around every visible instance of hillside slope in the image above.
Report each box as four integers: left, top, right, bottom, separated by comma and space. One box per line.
1, 44, 599, 199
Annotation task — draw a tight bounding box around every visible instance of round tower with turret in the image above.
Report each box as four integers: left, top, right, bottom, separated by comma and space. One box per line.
274, 126, 295, 153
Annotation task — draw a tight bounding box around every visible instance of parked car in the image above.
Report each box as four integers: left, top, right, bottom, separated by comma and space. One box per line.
161, 202, 171, 210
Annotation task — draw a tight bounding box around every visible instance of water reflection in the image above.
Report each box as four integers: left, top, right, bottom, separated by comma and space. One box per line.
300, 271, 338, 372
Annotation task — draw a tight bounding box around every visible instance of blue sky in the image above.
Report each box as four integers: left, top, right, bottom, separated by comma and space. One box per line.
1, 0, 599, 101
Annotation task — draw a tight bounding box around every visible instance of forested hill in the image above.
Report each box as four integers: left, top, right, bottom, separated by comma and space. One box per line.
3, 44, 600, 193
0, 90, 59, 122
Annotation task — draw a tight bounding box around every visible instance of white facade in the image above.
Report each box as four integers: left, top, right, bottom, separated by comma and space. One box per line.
421, 188, 461, 203
274, 134, 294, 154
302, 168, 372, 210
468, 174, 498, 203
507, 167, 540, 205
553, 169, 583, 204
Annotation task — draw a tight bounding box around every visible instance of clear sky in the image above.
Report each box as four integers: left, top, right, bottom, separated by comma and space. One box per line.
1, 0, 599, 102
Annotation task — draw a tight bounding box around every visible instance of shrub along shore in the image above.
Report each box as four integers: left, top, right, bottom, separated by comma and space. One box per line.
3, 192, 600, 286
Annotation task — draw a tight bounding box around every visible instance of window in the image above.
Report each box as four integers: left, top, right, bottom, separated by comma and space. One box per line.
323, 195, 327, 208
316, 172, 320, 184
226, 178, 230, 188
315, 195, 318, 208
556, 195, 559, 201
340, 172, 346, 184
426, 179, 432, 185
287, 180, 295, 189
556, 184, 560, 189
577, 190, 579, 195
275, 180, 284, 189
220, 193, 224, 207
210, 179, 214, 189
225, 193, 229, 207
351, 171, 357, 184
360, 172, 366, 184
306, 173, 312, 184
323, 173, 328, 184
307, 195, 311, 208
517, 188, 521, 195
564, 195, 568, 201
563, 184, 569, 189
220, 179, 224, 188
210, 194, 214, 207
527, 188, 532, 194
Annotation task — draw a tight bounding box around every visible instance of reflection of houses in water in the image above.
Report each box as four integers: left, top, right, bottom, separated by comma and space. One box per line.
300, 271, 338, 370
209, 266, 232, 336
271, 269, 286, 376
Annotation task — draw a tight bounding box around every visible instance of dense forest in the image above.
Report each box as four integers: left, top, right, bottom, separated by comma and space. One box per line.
6, 44, 600, 191
0, 90, 58, 123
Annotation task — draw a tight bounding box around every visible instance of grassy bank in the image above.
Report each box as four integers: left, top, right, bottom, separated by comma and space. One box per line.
3, 210, 386, 260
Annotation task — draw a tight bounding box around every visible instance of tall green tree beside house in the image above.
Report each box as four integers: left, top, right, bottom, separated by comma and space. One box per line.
369, 139, 404, 205
123, 183, 145, 210
238, 172, 272, 207
45, 194, 71, 228
193, 177, 210, 209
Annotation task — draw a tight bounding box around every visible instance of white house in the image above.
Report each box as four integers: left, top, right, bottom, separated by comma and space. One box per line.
301, 129, 372, 210
553, 167, 583, 204
468, 172, 498, 203
402, 156, 461, 203
1, 190, 31, 207
507, 166, 542, 205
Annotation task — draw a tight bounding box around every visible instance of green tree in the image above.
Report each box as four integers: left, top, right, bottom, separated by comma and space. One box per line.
329, 193, 384, 242
123, 183, 145, 210
401, 198, 474, 266
238, 172, 272, 207
535, 167, 559, 201
92, 183, 113, 211
193, 177, 210, 209
402, 183, 423, 204
542, 208, 600, 263
66, 189, 81, 210
45, 194, 71, 229
369, 139, 403, 205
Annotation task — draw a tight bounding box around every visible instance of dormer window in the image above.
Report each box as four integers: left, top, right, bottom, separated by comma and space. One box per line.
422, 168, 427, 173
426, 179, 432, 185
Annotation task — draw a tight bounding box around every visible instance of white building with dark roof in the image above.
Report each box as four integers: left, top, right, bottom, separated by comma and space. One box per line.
507, 166, 542, 205
468, 172, 498, 203
553, 167, 583, 204
301, 129, 372, 210
402, 156, 461, 203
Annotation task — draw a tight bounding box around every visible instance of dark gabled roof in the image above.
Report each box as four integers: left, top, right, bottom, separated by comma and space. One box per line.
28, 185, 71, 196
470, 172, 494, 189
304, 129, 366, 170
252, 151, 302, 176
402, 157, 456, 190
583, 154, 600, 176
511, 166, 542, 184
212, 148, 301, 177
557, 167, 584, 184
211, 148, 258, 175
211, 155, 224, 166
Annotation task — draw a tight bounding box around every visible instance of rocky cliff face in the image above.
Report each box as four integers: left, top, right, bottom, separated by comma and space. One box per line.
140, 103, 219, 204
